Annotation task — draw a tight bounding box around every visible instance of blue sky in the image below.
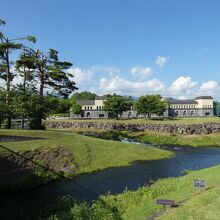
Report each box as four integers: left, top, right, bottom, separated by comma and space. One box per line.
1, 0, 220, 99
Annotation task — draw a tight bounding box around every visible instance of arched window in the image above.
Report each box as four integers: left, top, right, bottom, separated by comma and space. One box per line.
86, 112, 91, 117
183, 111, 187, 117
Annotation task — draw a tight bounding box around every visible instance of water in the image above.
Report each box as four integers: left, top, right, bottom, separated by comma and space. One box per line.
0, 135, 44, 142
1, 141, 220, 219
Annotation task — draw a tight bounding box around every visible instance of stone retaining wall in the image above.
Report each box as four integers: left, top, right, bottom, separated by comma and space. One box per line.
44, 121, 220, 135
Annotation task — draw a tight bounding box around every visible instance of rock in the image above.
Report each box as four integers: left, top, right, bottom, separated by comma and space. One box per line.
44, 121, 220, 136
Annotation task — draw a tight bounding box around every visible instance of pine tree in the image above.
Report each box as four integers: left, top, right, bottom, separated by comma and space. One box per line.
0, 19, 36, 128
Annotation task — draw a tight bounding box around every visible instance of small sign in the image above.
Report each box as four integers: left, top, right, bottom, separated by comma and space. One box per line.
156, 199, 175, 206
194, 179, 206, 188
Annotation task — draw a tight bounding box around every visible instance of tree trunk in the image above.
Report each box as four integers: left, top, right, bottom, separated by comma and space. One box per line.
21, 118, 25, 129
5, 45, 11, 129
37, 52, 45, 129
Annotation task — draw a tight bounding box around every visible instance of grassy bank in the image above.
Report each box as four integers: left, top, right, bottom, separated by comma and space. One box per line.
47, 116, 220, 125
0, 130, 172, 174
56, 128, 220, 147
48, 164, 220, 220
158, 186, 220, 220
134, 131, 220, 147
0, 130, 172, 192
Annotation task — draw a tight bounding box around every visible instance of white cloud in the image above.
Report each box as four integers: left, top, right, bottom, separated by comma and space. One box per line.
69, 67, 94, 85
199, 81, 219, 91
69, 65, 120, 86
198, 81, 220, 96
99, 76, 164, 96
130, 66, 153, 79
155, 56, 170, 68
68, 65, 220, 100
168, 76, 198, 97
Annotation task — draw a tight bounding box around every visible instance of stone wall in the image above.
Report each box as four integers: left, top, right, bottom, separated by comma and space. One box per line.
44, 121, 220, 135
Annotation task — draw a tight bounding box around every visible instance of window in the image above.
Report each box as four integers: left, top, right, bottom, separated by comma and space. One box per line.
191, 111, 194, 116
183, 111, 187, 116
90, 106, 92, 110
99, 114, 104, 118
86, 112, 91, 117
97, 106, 98, 109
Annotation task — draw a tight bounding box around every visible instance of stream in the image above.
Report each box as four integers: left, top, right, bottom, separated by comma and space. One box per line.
1, 138, 220, 219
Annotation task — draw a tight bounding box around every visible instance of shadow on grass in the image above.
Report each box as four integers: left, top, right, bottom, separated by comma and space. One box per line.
0, 144, 64, 195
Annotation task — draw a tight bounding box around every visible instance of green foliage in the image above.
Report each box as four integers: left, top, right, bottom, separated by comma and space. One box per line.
72, 103, 82, 115
26, 35, 37, 43
49, 113, 70, 117
135, 94, 167, 118
25, 95, 48, 129
0, 19, 78, 130
103, 94, 133, 119
0, 90, 7, 126
0, 19, 36, 128
47, 97, 71, 114
46, 48, 78, 98
0, 19, 6, 26
71, 91, 97, 102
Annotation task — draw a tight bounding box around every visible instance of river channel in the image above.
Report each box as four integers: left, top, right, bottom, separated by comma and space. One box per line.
1, 138, 220, 219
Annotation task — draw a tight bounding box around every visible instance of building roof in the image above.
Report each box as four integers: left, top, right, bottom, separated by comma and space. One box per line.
195, 96, 213, 100
169, 100, 198, 104
77, 100, 95, 105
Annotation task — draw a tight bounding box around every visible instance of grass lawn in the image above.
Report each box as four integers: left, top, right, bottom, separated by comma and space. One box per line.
47, 116, 220, 125
133, 131, 220, 147
48, 164, 220, 220
48, 128, 220, 147
158, 187, 220, 220
0, 129, 172, 175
